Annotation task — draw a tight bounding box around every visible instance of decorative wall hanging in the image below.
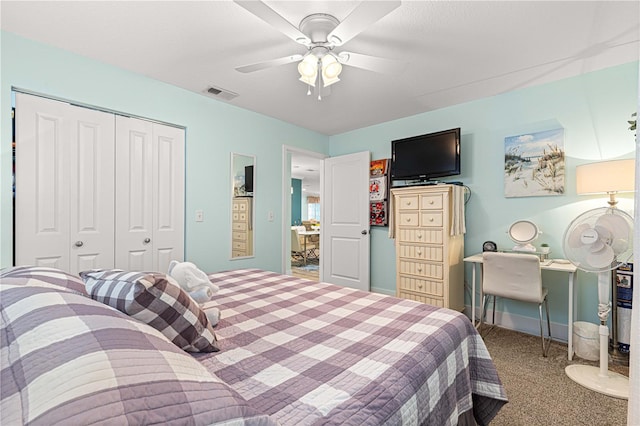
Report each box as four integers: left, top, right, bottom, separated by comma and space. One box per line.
504, 128, 565, 197
370, 159, 390, 226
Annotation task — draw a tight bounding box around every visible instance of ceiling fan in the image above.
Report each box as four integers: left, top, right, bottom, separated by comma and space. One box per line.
234, 1, 403, 95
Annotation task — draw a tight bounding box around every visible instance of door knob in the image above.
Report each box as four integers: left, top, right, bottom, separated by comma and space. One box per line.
143, 238, 151, 244
361, 230, 368, 235
74, 241, 83, 247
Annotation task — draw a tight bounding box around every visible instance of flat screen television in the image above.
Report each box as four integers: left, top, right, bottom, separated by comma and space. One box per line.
244, 165, 254, 194
391, 128, 461, 183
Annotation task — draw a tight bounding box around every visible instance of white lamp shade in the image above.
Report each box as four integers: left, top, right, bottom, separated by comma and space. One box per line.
576, 159, 635, 194
321, 54, 342, 87
298, 54, 318, 86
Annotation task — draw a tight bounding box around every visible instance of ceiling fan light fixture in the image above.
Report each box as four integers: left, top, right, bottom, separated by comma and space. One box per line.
321, 54, 342, 87
298, 54, 318, 88
298, 54, 318, 77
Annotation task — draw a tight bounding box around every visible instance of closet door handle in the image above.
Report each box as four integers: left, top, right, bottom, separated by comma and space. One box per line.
143, 238, 151, 244
74, 241, 84, 247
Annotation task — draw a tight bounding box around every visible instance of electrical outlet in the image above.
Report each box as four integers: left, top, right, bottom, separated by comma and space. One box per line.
195, 210, 204, 222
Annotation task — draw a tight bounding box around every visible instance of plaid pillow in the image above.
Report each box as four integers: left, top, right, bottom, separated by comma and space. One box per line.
1, 265, 88, 295
80, 269, 219, 353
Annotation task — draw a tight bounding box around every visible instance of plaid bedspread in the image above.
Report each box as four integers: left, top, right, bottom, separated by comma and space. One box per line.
198, 269, 507, 425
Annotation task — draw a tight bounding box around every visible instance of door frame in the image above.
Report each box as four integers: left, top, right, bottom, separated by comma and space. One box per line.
281, 145, 327, 276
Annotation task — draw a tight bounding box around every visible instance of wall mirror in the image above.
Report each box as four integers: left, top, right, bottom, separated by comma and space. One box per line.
230, 153, 255, 259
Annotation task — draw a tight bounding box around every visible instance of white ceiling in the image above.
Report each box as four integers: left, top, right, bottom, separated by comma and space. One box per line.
2, 1, 638, 137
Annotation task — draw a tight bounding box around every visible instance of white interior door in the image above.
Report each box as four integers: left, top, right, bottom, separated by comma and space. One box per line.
15, 93, 115, 274
151, 123, 185, 272
321, 151, 370, 290
15, 94, 71, 270
115, 116, 154, 271
68, 104, 115, 273
115, 116, 185, 272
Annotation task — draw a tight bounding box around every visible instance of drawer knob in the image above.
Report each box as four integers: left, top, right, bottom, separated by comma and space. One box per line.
429, 217, 434, 222
406, 201, 412, 205
406, 218, 411, 222
417, 234, 422, 239
429, 200, 434, 204
417, 250, 422, 255
417, 267, 422, 272
418, 284, 423, 289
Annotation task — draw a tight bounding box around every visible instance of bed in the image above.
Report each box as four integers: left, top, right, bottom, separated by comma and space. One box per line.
1, 266, 507, 425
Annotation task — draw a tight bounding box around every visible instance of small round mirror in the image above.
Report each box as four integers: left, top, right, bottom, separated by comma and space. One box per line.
508, 220, 539, 251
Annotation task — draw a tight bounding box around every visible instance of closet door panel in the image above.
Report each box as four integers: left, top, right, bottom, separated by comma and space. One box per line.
152, 123, 185, 272
15, 94, 71, 269
115, 116, 153, 271
69, 105, 115, 273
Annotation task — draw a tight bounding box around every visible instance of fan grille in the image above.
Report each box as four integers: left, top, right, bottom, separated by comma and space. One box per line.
563, 207, 633, 273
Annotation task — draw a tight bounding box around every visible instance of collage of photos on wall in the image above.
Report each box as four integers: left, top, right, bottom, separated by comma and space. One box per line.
370, 159, 390, 226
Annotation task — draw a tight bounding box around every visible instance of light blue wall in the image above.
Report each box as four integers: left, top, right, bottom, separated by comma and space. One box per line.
0, 31, 329, 273
330, 62, 638, 325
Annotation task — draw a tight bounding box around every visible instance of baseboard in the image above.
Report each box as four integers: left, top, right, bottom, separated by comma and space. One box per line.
371, 287, 395, 296
465, 304, 569, 343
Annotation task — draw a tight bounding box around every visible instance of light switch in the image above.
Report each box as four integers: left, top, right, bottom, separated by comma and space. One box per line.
195, 210, 204, 222
267, 211, 275, 222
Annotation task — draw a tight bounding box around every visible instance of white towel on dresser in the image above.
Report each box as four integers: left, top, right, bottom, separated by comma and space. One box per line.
450, 185, 466, 236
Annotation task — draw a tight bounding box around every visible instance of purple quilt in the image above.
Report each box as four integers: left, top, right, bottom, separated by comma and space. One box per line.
197, 269, 507, 425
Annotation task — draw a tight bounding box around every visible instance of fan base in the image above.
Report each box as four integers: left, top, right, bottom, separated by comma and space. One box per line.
565, 364, 628, 399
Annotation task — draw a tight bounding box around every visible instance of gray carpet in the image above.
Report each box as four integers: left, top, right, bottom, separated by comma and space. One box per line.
481, 326, 629, 425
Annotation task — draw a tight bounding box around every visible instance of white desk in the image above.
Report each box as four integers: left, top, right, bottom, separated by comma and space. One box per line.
463, 253, 578, 360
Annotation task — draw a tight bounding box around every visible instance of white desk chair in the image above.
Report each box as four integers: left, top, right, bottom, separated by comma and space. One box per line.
291, 228, 316, 265
481, 251, 552, 357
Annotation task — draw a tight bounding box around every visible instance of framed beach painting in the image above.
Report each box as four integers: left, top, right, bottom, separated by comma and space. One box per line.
504, 128, 565, 197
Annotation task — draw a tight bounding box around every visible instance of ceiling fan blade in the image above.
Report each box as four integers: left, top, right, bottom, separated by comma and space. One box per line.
338, 51, 406, 74
327, 1, 400, 46
234, 1, 310, 45
236, 54, 303, 73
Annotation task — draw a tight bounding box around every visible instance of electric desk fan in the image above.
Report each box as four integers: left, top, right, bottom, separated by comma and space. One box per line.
563, 206, 633, 399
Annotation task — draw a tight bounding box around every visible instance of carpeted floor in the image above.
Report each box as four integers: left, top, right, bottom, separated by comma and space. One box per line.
481, 326, 629, 425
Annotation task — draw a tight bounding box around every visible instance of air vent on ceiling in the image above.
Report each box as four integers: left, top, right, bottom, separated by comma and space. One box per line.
204, 85, 238, 101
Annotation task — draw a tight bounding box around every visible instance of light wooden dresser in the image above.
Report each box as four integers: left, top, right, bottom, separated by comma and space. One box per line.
391, 185, 464, 311
232, 197, 253, 258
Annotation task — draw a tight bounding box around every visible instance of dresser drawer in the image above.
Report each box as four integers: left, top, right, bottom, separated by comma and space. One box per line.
232, 250, 247, 258
232, 222, 247, 231
398, 243, 443, 261
420, 194, 443, 210
420, 211, 443, 227
232, 241, 247, 251
397, 290, 444, 308
232, 231, 247, 241
398, 228, 444, 244
398, 259, 443, 280
398, 212, 419, 227
397, 195, 419, 210
398, 275, 444, 297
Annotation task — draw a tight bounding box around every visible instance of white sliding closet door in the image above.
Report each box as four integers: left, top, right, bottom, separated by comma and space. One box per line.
115, 116, 184, 272
15, 93, 115, 274
151, 124, 185, 271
